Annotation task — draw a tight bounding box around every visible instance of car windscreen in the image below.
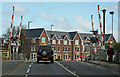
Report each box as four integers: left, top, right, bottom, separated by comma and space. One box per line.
38, 45, 53, 52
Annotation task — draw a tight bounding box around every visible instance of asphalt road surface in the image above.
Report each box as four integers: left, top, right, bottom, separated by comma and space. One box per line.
4, 61, 120, 77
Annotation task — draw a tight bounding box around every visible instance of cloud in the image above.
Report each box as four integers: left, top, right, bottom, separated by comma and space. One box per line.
13, 3, 29, 15
53, 17, 73, 31
105, 4, 118, 10
37, 13, 56, 20
74, 15, 97, 33
32, 2, 43, 6
7, 3, 29, 16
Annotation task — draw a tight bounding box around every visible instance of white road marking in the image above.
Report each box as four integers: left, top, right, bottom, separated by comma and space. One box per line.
29, 65, 32, 68
27, 69, 30, 73
25, 74, 28, 77
55, 61, 79, 77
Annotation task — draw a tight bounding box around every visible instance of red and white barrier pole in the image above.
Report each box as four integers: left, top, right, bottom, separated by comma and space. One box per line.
8, 6, 15, 53
91, 15, 94, 31
16, 16, 23, 53
97, 5, 104, 48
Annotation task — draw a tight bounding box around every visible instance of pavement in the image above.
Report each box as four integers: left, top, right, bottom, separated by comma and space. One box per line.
87, 61, 119, 73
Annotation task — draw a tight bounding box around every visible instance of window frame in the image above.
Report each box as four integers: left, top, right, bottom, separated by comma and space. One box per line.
75, 40, 79, 45
42, 37, 46, 43
64, 40, 67, 45
52, 40, 56, 44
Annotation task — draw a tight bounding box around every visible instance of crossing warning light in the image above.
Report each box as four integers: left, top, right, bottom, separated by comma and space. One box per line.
90, 37, 98, 43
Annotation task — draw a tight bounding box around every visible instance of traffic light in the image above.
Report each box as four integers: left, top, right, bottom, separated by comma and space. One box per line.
90, 37, 98, 43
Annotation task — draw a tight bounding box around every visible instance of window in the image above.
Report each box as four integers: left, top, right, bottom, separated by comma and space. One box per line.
69, 47, 71, 52
63, 55, 65, 60
77, 55, 79, 58
64, 40, 67, 45
74, 55, 77, 60
75, 47, 79, 52
42, 37, 45, 43
69, 55, 71, 60
58, 40, 60, 44
65, 47, 67, 51
31, 45, 36, 51
58, 54, 61, 59
31, 38, 36, 43
69, 41, 71, 45
52, 40, 56, 44
52, 47, 56, 51
58, 47, 60, 51
34, 54, 36, 59
66, 55, 68, 60
63, 47, 65, 51
31, 46, 34, 51
31, 54, 33, 59
54, 55, 57, 60
75, 40, 79, 45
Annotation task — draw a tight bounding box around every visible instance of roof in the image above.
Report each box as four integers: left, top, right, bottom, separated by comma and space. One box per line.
26, 28, 112, 42
26, 28, 44, 38
46, 30, 77, 40
105, 34, 112, 41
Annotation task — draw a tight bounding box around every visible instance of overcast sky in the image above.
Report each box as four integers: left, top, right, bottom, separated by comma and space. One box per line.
0, 0, 119, 41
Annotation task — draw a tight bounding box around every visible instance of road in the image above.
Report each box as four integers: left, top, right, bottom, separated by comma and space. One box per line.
4, 61, 119, 77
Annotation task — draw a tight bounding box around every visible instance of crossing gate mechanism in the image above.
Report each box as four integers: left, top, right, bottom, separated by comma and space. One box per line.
8, 6, 23, 55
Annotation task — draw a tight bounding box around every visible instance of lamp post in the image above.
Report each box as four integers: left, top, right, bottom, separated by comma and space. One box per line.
109, 11, 114, 47
28, 21, 32, 60
101, 8, 107, 49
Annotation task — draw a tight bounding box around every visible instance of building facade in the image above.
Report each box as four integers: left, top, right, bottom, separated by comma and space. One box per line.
25, 28, 116, 61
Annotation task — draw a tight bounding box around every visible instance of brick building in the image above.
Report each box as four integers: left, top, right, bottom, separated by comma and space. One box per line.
25, 28, 116, 61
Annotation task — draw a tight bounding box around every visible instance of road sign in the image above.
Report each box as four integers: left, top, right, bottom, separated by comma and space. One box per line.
11, 43, 16, 46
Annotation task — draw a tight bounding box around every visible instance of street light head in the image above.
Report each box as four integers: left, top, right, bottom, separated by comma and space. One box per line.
28, 21, 32, 23
101, 8, 107, 12
51, 25, 54, 26
109, 11, 114, 15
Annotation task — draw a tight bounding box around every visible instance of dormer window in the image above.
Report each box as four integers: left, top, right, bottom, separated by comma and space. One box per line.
42, 37, 45, 43
64, 40, 67, 45
52, 40, 56, 44
75, 40, 79, 45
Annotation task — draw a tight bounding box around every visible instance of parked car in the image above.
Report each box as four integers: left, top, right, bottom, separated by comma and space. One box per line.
37, 45, 54, 63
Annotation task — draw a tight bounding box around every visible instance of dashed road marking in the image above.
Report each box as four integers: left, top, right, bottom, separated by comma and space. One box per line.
25, 61, 34, 77
29, 65, 32, 68
25, 74, 28, 77
55, 61, 79, 77
27, 69, 30, 73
